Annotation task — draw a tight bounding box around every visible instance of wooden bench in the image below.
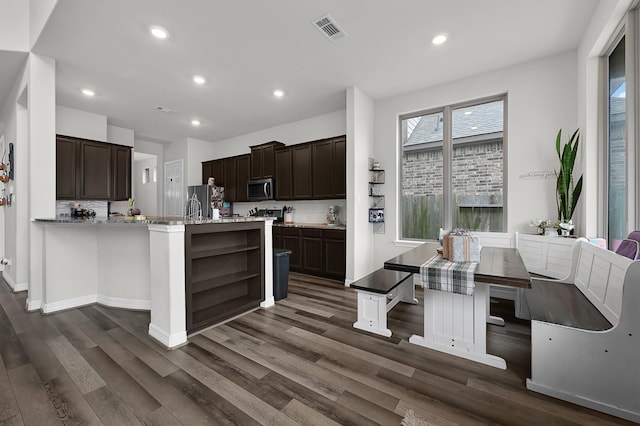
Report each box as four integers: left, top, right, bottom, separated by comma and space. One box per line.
525, 240, 640, 423
351, 268, 414, 337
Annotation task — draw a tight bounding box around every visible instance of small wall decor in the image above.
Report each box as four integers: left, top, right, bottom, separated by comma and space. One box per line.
369, 208, 384, 223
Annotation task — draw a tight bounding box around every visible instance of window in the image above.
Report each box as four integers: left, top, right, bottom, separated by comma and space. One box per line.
606, 35, 626, 251
400, 97, 505, 240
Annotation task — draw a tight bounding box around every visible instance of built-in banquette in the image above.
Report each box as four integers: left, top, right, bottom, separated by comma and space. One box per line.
525, 240, 640, 423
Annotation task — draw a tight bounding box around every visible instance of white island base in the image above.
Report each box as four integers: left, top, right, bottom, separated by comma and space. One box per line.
30, 218, 274, 349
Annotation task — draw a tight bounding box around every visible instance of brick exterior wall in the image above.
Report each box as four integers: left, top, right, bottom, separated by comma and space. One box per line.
402, 141, 503, 198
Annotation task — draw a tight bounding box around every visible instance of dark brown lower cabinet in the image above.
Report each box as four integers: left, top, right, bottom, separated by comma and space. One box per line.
280, 227, 302, 271
302, 228, 323, 275
185, 222, 264, 333
273, 225, 345, 281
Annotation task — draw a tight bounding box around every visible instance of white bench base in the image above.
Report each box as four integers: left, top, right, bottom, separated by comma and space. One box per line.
353, 277, 417, 337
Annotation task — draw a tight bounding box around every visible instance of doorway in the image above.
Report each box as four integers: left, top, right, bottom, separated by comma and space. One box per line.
164, 159, 183, 216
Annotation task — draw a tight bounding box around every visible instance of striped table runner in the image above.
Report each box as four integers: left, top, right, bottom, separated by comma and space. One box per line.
420, 254, 477, 296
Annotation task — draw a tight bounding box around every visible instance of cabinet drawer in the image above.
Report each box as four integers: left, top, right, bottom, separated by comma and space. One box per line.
280, 227, 302, 237
324, 229, 345, 241
302, 228, 323, 238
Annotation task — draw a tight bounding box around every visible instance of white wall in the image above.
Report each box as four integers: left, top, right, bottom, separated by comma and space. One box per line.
134, 157, 158, 216
135, 139, 165, 215
346, 87, 375, 282
107, 124, 134, 147
372, 51, 578, 266
0, 0, 29, 51
56, 105, 107, 141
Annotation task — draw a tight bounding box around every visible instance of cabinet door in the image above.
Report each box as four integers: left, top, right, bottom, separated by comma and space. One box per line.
235, 155, 250, 202
272, 226, 282, 249
112, 145, 131, 201
250, 146, 263, 179
323, 229, 346, 280
56, 136, 78, 199
223, 157, 237, 202
332, 137, 346, 198
292, 144, 313, 199
275, 147, 292, 200
302, 228, 323, 275
78, 140, 112, 200
262, 144, 276, 178
211, 159, 224, 186
312, 140, 333, 199
281, 228, 301, 272
202, 161, 213, 184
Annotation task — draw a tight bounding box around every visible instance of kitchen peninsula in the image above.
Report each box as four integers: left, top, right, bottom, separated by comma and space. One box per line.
31, 216, 275, 349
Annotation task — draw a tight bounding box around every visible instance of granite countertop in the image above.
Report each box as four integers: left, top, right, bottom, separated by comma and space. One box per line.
273, 222, 346, 230
33, 216, 274, 226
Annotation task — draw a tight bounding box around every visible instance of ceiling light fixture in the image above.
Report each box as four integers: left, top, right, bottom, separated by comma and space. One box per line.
432, 33, 448, 46
273, 89, 284, 98
81, 88, 95, 97
191, 119, 201, 126
464, 111, 472, 115
150, 25, 169, 39
193, 75, 206, 85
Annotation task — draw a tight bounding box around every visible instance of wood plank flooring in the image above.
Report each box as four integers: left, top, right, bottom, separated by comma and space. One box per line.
0, 273, 634, 425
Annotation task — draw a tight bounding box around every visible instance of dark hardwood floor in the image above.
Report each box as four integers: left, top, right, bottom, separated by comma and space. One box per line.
0, 273, 634, 425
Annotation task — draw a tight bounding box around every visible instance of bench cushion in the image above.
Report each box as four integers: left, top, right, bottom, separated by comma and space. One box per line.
525, 279, 612, 331
350, 269, 412, 294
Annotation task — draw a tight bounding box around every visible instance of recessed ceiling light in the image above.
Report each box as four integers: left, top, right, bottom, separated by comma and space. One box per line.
471, 126, 478, 130
191, 119, 201, 126
193, 75, 206, 85
273, 89, 284, 98
464, 111, 472, 115
81, 88, 95, 97
432, 33, 448, 45
150, 26, 169, 39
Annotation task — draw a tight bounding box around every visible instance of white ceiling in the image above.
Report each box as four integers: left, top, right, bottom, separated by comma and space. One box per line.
24, 0, 600, 144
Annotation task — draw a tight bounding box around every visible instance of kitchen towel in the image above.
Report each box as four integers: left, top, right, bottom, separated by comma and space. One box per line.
420, 254, 477, 296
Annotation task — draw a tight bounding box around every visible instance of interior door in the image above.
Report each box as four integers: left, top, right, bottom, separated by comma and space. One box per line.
164, 159, 183, 216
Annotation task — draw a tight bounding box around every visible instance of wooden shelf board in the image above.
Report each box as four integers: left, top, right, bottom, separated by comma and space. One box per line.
190, 296, 261, 331
190, 244, 260, 259
191, 271, 260, 294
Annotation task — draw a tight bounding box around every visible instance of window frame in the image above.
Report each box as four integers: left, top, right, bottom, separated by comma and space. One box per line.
398, 93, 508, 242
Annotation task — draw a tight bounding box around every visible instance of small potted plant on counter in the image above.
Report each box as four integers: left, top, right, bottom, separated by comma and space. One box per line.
127, 198, 141, 216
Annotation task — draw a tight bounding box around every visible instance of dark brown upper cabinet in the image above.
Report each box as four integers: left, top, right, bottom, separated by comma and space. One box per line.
201, 160, 213, 185
250, 141, 284, 180
56, 135, 131, 201
292, 144, 313, 200
312, 136, 346, 199
235, 154, 251, 202
112, 145, 132, 201
56, 136, 78, 199
274, 147, 293, 200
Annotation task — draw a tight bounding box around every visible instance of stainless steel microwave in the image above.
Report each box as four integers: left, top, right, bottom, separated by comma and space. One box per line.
247, 178, 275, 201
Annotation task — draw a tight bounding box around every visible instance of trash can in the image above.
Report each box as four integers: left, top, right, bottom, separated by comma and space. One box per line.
273, 248, 292, 301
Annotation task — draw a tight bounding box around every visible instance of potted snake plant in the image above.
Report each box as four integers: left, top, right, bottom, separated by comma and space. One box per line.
555, 128, 582, 235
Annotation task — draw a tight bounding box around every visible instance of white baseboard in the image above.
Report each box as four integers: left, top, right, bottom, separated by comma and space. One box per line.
42, 294, 97, 314
344, 278, 354, 287
148, 322, 187, 349
2, 271, 27, 292
26, 298, 42, 311
96, 294, 151, 310
260, 296, 275, 308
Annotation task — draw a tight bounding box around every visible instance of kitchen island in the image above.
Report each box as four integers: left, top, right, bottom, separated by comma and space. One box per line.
31, 216, 274, 348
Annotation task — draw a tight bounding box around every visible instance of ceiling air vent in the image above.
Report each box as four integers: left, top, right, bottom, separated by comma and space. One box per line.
154, 105, 175, 113
312, 14, 348, 43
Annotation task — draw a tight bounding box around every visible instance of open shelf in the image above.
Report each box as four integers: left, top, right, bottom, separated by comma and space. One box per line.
185, 222, 265, 333
191, 244, 260, 259
192, 271, 261, 294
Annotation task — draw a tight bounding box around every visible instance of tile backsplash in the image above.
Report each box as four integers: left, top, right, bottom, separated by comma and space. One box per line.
56, 200, 109, 217
233, 199, 347, 225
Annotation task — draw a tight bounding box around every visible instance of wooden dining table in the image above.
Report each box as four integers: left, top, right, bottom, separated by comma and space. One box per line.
384, 242, 531, 369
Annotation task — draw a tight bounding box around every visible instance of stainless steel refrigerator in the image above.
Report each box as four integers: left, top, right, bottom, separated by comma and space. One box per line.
187, 184, 229, 218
